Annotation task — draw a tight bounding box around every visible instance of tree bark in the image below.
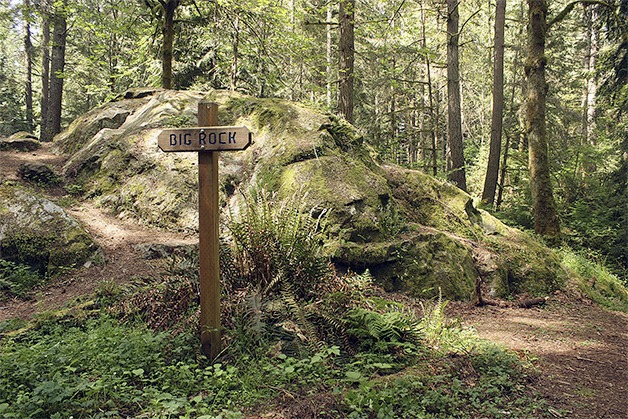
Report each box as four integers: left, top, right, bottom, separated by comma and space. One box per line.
495, 131, 511, 210
420, 5, 438, 176
482, 0, 507, 205
39, 0, 51, 141
42, 0, 67, 142
326, 3, 333, 109
525, 0, 560, 237
23, 0, 34, 133
446, 0, 467, 191
230, 15, 240, 92
582, 4, 598, 146
161, 0, 179, 89
338, 0, 355, 123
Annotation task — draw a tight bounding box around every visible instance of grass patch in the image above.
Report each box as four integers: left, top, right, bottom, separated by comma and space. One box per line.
561, 248, 628, 312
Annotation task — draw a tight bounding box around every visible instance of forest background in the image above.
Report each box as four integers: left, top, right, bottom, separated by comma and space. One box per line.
0, 0, 626, 280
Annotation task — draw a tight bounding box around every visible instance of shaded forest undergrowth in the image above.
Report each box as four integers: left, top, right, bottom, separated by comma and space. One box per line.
0, 146, 627, 418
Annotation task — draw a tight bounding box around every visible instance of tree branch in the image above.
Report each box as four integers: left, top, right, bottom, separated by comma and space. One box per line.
548, 0, 611, 29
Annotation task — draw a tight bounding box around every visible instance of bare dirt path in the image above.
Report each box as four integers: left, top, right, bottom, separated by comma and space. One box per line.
1, 144, 627, 418
449, 293, 628, 418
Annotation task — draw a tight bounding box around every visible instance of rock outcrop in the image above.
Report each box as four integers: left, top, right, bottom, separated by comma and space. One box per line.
0, 184, 98, 275
0, 132, 40, 152
53, 89, 566, 300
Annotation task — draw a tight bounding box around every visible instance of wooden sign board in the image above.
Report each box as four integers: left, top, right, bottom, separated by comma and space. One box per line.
158, 126, 251, 152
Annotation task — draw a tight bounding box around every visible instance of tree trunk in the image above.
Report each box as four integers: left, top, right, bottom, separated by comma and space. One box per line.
497, 1, 526, 210
161, 0, 179, 89
446, 0, 467, 191
420, 5, 438, 176
495, 131, 511, 210
231, 15, 239, 92
338, 0, 355, 123
582, 4, 598, 146
40, 0, 51, 141
23, 0, 34, 132
525, 0, 560, 237
482, 0, 507, 205
326, 3, 333, 109
42, 0, 67, 142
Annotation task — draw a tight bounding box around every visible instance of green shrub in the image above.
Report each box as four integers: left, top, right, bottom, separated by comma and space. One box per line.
226, 188, 331, 300
0, 260, 45, 299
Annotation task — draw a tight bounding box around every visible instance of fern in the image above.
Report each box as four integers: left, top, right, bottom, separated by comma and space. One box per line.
225, 187, 331, 300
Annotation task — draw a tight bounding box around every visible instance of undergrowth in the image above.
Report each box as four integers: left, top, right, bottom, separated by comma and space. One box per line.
0, 188, 554, 418
0, 260, 46, 299
560, 248, 628, 312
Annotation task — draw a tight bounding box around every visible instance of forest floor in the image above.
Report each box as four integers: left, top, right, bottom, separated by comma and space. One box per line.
1, 144, 626, 418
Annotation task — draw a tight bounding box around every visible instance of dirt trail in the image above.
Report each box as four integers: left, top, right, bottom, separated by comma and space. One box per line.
449, 295, 628, 418
1, 144, 627, 418
0, 144, 195, 321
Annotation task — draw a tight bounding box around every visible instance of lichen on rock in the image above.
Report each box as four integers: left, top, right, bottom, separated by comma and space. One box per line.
0, 184, 98, 275
0, 132, 40, 152
53, 88, 566, 300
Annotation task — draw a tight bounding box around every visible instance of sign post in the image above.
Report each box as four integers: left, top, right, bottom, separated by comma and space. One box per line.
158, 101, 251, 359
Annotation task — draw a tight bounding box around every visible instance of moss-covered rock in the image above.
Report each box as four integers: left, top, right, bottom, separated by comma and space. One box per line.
0, 184, 98, 275
0, 132, 40, 152
53, 89, 566, 300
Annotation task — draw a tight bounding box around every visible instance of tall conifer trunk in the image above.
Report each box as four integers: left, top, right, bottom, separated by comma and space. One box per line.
446, 0, 467, 191
482, 0, 506, 205
338, 0, 355, 123
42, 0, 67, 142
40, 0, 50, 141
525, 0, 560, 237
23, 0, 34, 132
582, 4, 598, 147
161, 0, 179, 89
326, 4, 333, 109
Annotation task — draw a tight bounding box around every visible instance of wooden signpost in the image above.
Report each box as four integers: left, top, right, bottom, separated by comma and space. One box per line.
158, 101, 251, 359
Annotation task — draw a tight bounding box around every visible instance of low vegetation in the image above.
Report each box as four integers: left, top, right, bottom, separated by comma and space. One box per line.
0, 190, 556, 418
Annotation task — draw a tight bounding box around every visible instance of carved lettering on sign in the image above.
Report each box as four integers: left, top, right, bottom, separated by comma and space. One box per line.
158, 126, 252, 152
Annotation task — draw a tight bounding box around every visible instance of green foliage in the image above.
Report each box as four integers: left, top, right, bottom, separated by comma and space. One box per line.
561, 248, 628, 312
0, 260, 44, 299
560, 150, 627, 280
226, 188, 331, 300
0, 273, 552, 419
0, 317, 180, 417
346, 307, 422, 352
111, 274, 199, 333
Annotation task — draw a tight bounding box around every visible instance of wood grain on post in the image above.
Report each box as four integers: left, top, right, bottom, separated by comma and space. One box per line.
198, 101, 221, 359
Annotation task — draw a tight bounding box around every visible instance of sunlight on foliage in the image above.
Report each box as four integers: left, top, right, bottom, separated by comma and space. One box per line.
561, 248, 628, 312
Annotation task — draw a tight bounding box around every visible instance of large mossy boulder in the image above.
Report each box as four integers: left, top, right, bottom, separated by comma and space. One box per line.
0, 184, 98, 275
54, 89, 566, 300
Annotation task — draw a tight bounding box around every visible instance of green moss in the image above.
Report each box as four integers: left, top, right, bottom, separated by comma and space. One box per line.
1, 231, 55, 272
486, 232, 566, 297
225, 97, 298, 133
162, 113, 196, 128
0, 185, 97, 277
397, 232, 477, 300
561, 249, 628, 312
330, 232, 476, 301
51, 90, 575, 302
